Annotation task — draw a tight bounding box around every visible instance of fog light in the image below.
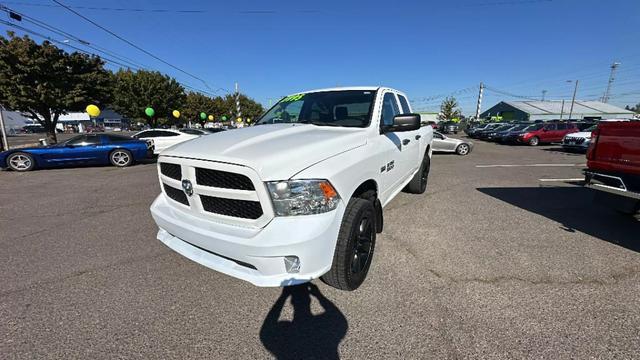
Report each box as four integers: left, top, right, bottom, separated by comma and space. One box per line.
284, 256, 301, 273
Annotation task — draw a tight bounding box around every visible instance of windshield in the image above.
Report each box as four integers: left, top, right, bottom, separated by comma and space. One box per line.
256, 90, 377, 127
494, 125, 513, 132
511, 124, 529, 131
524, 124, 544, 131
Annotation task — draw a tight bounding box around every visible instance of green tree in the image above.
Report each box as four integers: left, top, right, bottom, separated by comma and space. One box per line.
438, 96, 462, 121
111, 69, 185, 127
0, 32, 112, 143
182, 92, 225, 127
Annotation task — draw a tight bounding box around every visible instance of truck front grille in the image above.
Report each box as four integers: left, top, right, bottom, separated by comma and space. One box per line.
200, 195, 263, 219
196, 168, 255, 190
160, 162, 182, 180
157, 158, 273, 227
163, 183, 189, 205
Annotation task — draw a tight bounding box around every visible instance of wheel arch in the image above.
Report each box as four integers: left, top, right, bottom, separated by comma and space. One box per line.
351, 179, 383, 233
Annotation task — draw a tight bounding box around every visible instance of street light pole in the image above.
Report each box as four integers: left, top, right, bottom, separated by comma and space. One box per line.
568, 80, 579, 120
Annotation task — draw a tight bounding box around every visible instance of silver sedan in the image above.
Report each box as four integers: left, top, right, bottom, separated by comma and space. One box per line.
432, 131, 473, 155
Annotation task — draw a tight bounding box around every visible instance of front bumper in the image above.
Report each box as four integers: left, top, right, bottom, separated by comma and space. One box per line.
150, 194, 345, 287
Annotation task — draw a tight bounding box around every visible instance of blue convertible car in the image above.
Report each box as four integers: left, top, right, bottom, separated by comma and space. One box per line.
0, 134, 154, 172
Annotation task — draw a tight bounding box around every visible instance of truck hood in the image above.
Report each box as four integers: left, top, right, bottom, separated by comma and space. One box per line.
161, 123, 367, 180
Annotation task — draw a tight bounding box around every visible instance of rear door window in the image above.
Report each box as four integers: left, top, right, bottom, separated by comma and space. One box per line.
545, 124, 557, 131
557, 124, 567, 130
397, 95, 411, 114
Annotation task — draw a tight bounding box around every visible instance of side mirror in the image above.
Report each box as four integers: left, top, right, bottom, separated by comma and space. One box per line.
384, 114, 421, 133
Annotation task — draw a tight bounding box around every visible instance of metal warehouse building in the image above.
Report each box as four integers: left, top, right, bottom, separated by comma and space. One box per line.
480, 100, 634, 121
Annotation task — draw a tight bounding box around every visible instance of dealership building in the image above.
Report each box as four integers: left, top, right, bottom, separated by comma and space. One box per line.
480, 100, 634, 121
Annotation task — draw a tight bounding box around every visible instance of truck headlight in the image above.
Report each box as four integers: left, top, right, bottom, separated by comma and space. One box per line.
266, 179, 340, 216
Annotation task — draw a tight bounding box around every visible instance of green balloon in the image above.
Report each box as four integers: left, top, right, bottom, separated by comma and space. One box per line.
221, 116, 227, 121
145, 107, 155, 117
200, 112, 206, 120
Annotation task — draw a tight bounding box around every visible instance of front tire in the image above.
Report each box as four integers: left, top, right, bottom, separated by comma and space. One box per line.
7, 152, 35, 171
405, 152, 431, 194
110, 149, 133, 167
528, 136, 539, 146
456, 143, 470, 155
321, 198, 376, 291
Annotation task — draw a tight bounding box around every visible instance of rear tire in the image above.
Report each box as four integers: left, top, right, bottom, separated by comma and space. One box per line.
405, 152, 430, 194
321, 198, 376, 291
456, 143, 470, 156
528, 136, 539, 146
110, 149, 133, 167
6, 152, 35, 171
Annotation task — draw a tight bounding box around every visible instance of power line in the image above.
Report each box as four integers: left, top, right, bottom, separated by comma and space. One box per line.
51, 0, 217, 92
0, 20, 223, 97
0, 19, 138, 69
483, 85, 540, 100
0, 4, 228, 96
0, 7, 149, 70
2, 2, 205, 13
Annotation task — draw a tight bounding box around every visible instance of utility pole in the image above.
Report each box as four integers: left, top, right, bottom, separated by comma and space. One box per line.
568, 80, 579, 120
0, 106, 8, 151
559, 99, 565, 121
541, 90, 547, 101
602, 62, 620, 103
235, 82, 241, 126
474, 82, 484, 122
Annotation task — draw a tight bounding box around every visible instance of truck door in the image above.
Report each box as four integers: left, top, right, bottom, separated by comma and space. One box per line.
541, 123, 557, 142
396, 93, 421, 174
377, 92, 419, 200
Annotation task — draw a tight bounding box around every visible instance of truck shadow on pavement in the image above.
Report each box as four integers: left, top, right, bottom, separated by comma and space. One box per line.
260, 282, 348, 360
477, 187, 640, 253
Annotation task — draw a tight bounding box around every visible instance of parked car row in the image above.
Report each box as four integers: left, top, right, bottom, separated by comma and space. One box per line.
466, 121, 584, 147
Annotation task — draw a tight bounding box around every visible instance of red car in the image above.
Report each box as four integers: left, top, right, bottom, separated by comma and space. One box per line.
517, 122, 579, 146
584, 120, 640, 214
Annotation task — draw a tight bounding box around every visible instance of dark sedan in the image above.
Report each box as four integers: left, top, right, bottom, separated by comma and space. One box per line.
482, 123, 530, 141
0, 134, 153, 172
472, 123, 508, 139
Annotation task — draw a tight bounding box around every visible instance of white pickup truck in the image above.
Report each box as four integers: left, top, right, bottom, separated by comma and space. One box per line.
150, 87, 433, 290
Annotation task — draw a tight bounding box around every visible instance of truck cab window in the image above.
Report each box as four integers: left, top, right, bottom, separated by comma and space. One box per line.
381, 93, 400, 127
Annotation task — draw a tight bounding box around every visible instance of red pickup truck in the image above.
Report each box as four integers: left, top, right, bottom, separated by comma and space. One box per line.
584, 120, 640, 214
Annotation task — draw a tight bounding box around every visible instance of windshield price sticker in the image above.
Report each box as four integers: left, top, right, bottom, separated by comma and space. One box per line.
281, 94, 305, 103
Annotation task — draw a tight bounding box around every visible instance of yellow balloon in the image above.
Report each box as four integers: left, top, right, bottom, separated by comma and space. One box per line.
208, 115, 214, 121
86, 104, 100, 117
172, 110, 180, 118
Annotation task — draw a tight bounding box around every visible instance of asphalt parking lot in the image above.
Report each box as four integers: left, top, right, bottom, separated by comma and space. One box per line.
1, 138, 639, 359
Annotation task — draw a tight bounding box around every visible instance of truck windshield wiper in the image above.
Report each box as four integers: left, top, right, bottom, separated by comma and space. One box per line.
297, 120, 341, 127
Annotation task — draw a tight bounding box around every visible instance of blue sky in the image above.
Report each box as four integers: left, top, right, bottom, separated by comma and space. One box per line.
1, 0, 639, 114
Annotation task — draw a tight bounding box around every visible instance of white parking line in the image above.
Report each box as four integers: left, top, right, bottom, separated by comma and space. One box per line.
538, 178, 584, 182
475, 163, 586, 168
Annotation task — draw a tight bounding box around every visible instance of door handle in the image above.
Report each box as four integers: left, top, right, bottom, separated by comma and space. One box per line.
415, 135, 422, 140
402, 139, 410, 145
